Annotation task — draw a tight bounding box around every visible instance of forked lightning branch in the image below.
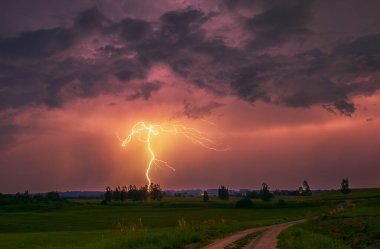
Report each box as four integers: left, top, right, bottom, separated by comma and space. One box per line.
118, 121, 228, 186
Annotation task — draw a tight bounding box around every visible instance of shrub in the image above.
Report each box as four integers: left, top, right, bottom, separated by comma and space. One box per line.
235, 198, 253, 208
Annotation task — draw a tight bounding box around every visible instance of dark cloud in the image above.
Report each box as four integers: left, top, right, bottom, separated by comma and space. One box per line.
126, 81, 163, 101
74, 7, 112, 31
244, 0, 312, 50
333, 33, 380, 57
113, 59, 147, 82
116, 70, 134, 82
229, 65, 270, 103
322, 100, 356, 117
228, 32, 380, 115
136, 8, 208, 62
160, 8, 207, 37
183, 101, 224, 119
0, 28, 74, 58
223, 0, 256, 10
331, 33, 380, 76
134, 8, 243, 96
0, 0, 93, 37
117, 18, 151, 41
0, 1, 380, 118
0, 6, 151, 109
0, 55, 148, 109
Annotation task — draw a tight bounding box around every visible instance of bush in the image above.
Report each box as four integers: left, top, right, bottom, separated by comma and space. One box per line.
235, 198, 253, 208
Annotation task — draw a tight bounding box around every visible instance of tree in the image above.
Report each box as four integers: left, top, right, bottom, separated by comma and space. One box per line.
149, 183, 162, 200
120, 186, 127, 201
260, 182, 273, 201
218, 185, 229, 200
23, 190, 30, 201
113, 186, 121, 201
16, 190, 31, 202
138, 185, 149, 201
302, 180, 312, 196
128, 185, 149, 201
203, 191, 209, 202
127, 185, 138, 200
341, 178, 350, 194
104, 186, 112, 202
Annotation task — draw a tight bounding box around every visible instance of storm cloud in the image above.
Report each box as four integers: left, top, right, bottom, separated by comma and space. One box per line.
1, 0, 379, 117
1, 0, 380, 192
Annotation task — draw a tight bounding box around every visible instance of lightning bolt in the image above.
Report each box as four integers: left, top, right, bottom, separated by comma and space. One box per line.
118, 121, 228, 186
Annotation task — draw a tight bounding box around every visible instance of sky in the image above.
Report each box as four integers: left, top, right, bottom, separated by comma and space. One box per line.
0, 0, 380, 193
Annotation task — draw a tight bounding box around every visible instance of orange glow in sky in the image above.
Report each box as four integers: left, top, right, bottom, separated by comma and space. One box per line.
118, 121, 228, 186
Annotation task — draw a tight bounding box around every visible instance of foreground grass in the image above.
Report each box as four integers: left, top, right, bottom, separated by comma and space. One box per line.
279, 194, 380, 249
279, 227, 349, 249
0, 224, 250, 249
0, 197, 320, 249
0, 212, 297, 249
1, 189, 379, 249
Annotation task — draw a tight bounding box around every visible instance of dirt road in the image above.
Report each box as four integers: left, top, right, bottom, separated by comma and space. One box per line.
244, 220, 304, 249
202, 220, 304, 249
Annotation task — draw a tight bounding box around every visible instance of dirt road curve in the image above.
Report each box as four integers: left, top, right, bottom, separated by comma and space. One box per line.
202, 220, 304, 249
244, 220, 305, 249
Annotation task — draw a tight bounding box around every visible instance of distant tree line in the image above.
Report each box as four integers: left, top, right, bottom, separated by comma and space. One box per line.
233, 178, 351, 208
241, 178, 351, 199
0, 178, 351, 207
235, 182, 275, 208
102, 183, 162, 204
0, 190, 64, 205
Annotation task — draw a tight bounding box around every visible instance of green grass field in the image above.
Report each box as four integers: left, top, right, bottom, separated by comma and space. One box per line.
1, 189, 379, 249
278, 189, 380, 249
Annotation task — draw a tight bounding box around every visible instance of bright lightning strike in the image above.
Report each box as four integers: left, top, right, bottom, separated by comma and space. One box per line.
118, 121, 228, 186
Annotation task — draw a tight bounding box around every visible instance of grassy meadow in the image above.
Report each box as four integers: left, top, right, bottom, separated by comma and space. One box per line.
278, 189, 380, 249
0, 189, 379, 249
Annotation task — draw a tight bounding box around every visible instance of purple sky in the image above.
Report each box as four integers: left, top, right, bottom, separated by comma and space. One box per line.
0, 0, 380, 193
